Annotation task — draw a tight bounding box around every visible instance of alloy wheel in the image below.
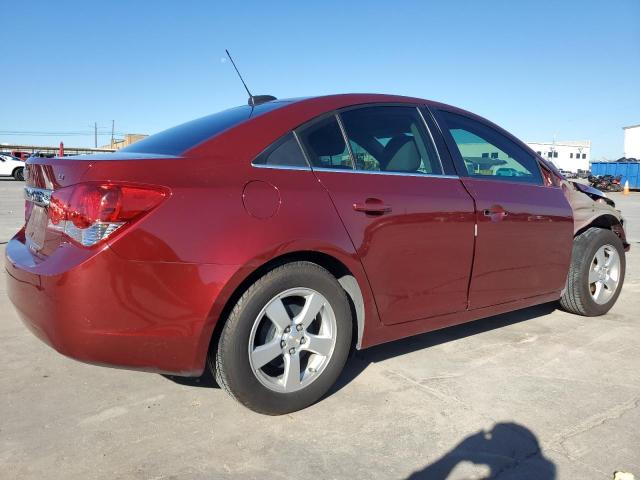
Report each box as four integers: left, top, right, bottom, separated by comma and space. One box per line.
589, 244, 621, 305
248, 288, 337, 393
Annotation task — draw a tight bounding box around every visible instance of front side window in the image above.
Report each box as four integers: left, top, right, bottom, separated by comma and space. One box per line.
439, 111, 542, 184
253, 133, 308, 168
339, 106, 442, 174
296, 116, 352, 169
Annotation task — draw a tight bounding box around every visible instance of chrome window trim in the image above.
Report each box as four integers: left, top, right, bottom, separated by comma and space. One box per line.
24, 186, 52, 207
310, 167, 459, 179
251, 163, 311, 171
462, 174, 562, 189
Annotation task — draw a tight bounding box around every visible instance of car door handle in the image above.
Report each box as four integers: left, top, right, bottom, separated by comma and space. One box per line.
483, 205, 509, 219
353, 198, 392, 215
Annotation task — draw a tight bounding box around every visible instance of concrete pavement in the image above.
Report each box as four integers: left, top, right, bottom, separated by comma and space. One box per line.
1, 177, 639, 479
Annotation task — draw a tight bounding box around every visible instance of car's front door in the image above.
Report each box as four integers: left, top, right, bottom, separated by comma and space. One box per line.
434, 109, 574, 309
296, 105, 476, 325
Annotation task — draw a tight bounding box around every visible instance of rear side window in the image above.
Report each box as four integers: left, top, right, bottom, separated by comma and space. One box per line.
253, 133, 308, 168
296, 116, 353, 169
439, 111, 542, 184
122, 102, 287, 156
339, 106, 442, 174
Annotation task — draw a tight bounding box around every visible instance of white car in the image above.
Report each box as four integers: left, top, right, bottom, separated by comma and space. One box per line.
0, 154, 25, 180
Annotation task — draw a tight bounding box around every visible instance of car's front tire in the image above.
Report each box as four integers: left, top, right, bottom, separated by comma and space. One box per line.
560, 227, 625, 316
13, 167, 24, 181
211, 261, 352, 415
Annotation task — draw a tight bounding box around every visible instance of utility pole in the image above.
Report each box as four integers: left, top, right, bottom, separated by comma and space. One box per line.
94, 122, 98, 148
111, 120, 115, 149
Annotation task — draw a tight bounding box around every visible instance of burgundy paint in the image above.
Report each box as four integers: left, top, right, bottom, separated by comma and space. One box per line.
461, 178, 574, 309
314, 170, 476, 325
5, 94, 584, 376
242, 180, 281, 219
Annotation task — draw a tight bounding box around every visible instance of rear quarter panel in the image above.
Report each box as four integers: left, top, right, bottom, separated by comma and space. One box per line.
80, 156, 382, 364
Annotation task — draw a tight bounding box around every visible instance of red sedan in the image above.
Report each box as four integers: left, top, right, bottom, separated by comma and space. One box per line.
5, 94, 629, 414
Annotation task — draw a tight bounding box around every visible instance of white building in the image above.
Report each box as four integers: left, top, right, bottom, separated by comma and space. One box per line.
623, 124, 640, 159
526, 140, 591, 172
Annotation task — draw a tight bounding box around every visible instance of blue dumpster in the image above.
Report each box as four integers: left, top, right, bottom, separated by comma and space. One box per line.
591, 162, 640, 189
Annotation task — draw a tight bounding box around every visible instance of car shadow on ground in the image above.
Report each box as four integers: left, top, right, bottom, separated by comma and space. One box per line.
405, 422, 556, 479
162, 365, 218, 388
330, 302, 556, 396
162, 302, 556, 392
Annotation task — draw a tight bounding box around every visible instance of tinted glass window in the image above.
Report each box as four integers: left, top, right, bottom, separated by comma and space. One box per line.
339, 106, 442, 174
122, 102, 287, 156
297, 115, 352, 169
440, 111, 542, 184
253, 133, 308, 167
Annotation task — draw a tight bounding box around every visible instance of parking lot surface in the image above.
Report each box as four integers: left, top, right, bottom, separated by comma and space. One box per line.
1, 177, 639, 479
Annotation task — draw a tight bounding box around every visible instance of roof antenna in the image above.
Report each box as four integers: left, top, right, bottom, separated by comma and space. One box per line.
225, 49, 276, 107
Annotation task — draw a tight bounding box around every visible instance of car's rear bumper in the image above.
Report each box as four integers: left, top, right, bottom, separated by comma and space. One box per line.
5, 232, 238, 376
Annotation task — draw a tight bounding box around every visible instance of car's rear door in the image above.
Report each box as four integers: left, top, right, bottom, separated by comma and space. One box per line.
296, 105, 476, 325
432, 108, 573, 309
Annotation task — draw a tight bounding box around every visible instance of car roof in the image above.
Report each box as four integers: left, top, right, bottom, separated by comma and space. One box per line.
274, 93, 453, 112
118, 94, 454, 159
185, 93, 466, 158
92, 93, 519, 162
66, 94, 459, 161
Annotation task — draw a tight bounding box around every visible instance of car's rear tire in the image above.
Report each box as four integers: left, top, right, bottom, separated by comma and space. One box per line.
559, 227, 625, 316
211, 261, 352, 415
13, 167, 24, 181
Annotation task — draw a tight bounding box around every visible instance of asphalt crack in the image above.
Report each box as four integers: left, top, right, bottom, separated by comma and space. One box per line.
551, 396, 640, 454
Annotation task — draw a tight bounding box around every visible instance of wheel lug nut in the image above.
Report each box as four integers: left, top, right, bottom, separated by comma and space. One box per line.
300, 338, 306, 344
280, 340, 286, 348
284, 326, 290, 333
296, 324, 303, 331
289, 348, 296, 354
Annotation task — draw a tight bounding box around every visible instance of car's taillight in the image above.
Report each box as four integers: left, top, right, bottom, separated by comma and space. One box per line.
47, 182, 167, 247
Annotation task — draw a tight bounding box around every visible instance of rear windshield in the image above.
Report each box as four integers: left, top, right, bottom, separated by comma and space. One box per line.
122, 101, 288, 156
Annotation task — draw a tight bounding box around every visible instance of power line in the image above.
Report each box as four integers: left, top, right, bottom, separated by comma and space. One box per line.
0, 130, 128, 136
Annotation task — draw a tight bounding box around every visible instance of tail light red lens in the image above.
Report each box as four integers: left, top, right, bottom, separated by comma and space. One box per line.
47, 183, 167, 247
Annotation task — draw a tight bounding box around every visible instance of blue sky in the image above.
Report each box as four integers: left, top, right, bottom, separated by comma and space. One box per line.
1, 0, 638, 159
